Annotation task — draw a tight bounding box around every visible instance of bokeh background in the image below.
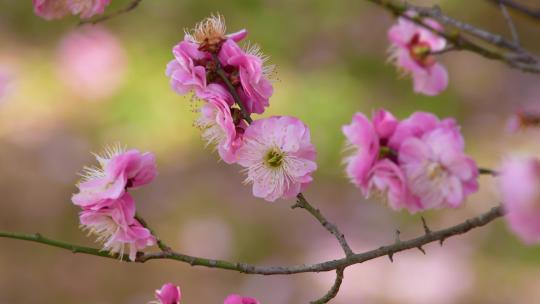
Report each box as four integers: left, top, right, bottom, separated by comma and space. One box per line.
1, 0, 540, 303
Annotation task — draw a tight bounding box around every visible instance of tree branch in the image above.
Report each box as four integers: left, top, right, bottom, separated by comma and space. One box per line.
0, 205, 505, 275
79, 0, 143, 25
292, 193, 354, 257
498, 0, 521, 46
311, 267, 345, 304
364, 0, 540, 73
487, 0, 540, 22
134, 213, 171, 252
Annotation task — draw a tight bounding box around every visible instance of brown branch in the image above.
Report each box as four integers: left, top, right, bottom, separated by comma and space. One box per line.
311, 267, 345, 304
488, 0, 540, 21
292, 193, 354, 257
79, 0, 142, 25
0, 205, 505, 275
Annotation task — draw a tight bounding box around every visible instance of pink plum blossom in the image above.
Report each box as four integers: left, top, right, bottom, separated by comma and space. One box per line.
33, 0, 111, 20
399, 126, 478, 210
58, 26, 126, 101
343, 110, 414, 210
72, 145, 157, 209
153, 283, 182, 304
500, 156, 540, 244
343, 110, 477, 212
236, 116, 317, 202
196, 84, 245, 164
79, 193, 155, 261
388, 11, 448, 96
166, 36, 210, 96
218, 39, 274, 114
224, 294, 260, 304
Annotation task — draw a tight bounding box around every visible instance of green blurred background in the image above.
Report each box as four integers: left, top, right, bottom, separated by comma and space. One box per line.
0, 0, 539, 303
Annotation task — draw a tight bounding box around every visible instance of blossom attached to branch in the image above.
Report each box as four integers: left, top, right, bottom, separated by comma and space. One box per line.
72, 145, 158, 260
343, 110, 478, 213
236, 116, 317, 202
388, 11, 448, 96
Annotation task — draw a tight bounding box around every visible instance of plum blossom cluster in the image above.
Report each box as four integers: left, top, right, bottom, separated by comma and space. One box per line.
33, 0, 111, 20
71, 145, 157, 261
150, 283, 259, 304
388, 11, 449, 96
166, 15, 316, 202
343, 110, 479, 213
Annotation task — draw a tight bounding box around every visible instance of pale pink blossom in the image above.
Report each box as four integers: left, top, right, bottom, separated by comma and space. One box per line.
218, 39, 274, 114
196, 85, 245, 164
33, 0, 111, 20
72, 145, 157, 209
500, 156, 540, 244
399, 126, 478, 210
79, 193, 155, 261
236, 116, 317, 202
58, 26, 126, 100
224, 294, 260, 304
153, 283, 182, 304
388, 11, 448, 96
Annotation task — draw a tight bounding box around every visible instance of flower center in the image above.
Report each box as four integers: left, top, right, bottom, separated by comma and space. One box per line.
408, 34, 435, 67
426, 162, 445, 181
264, 148, 284, 168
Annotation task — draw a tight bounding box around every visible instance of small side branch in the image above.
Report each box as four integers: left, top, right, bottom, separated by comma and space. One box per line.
80, 0, 143, 25
488, 0, 540, 22
498, 0, 521, 46
134, 213, 171, 252
310, 267, 345, 304
292, 193, 354, 257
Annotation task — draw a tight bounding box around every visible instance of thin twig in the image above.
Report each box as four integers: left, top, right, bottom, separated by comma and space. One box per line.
487, 0, 540, 21
79, 0, 143, 25
311, 267, 345, 304
212, 53, 253, 124
134, 213, 171, 252
292, 193, 354, 257
498, 0, 521, 46
0, 205, 505, 275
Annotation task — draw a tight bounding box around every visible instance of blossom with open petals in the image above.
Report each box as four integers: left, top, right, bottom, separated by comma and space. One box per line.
72, 145, 157, 209
79, 193, 155, 261
388, 11, 448, 96
236, 116, 317, 202
399, 127, 478, 210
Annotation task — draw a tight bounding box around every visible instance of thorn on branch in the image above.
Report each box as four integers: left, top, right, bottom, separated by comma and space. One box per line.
388, 252, 394, 263
439, 237, 446, 246
417, 246, 426, 254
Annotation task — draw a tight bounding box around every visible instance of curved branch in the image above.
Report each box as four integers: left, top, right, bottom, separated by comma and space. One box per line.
0, 205, 504, 275
292, 193, 354, 257
311, 267, 345, 304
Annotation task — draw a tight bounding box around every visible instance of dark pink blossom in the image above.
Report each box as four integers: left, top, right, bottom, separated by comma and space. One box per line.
224, 294, 260, 304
